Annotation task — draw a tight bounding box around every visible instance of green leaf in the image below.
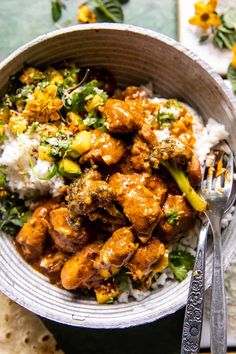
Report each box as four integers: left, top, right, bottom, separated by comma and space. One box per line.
199, 34, 209, 43
0, 193, 30, 235
218, 31, 233, 49
227, 64, 236, 94
213, 30, 224, 49
169, 250, 195, 281
51, 0, 62, 22
223, 8, 236, 31
114, 269, 129, 292
90, 0, 124, 23
20, 210, 32, 224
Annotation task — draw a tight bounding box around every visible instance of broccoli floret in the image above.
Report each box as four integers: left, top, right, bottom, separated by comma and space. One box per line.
150, 138, 207, 212
161, 160, 207, 212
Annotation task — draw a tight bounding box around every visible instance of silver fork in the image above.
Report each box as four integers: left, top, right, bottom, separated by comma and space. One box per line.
181, 142, 234, 354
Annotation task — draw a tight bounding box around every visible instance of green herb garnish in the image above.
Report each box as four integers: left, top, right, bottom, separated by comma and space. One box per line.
165, 209, 181, 226
156, 110, 176, 128
0, 193, 31, 235
67, 81, 107, 113
45, 133, 72, 158
83, 112, 107, 131
169, 250, 195, 281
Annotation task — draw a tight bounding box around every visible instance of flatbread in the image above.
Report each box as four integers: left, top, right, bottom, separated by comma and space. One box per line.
0, 292, 64, 354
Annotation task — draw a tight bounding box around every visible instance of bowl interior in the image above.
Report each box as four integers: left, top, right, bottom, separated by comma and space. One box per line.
0, 24, 236, 328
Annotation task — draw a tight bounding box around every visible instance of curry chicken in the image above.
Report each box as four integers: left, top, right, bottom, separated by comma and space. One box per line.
0, 65, 205, 304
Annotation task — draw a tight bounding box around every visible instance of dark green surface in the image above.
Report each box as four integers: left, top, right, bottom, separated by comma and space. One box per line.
41, 308, 184, 354
0, 1, 184, 353
0, 0, 177, 60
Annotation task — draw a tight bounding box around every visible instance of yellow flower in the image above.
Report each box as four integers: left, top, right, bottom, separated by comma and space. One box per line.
77, 4, 97, 23
23, 85, 63, 123
231, 43, 236, 69
189, 0, 221, 30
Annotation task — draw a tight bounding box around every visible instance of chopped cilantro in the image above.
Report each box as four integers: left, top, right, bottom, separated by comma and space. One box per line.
66, 81, 107, 114
0, 193, 31, 235
156, 110, 176, 128
169, 250, 195, 281
83, 112, 107, 131
45, 133, 72, 158
166, 209, 181, 226
62, 67, 80, 87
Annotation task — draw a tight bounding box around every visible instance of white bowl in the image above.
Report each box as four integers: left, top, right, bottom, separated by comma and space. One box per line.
0, 23, 236, 328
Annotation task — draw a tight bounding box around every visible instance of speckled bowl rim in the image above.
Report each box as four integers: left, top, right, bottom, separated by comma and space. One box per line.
0, 23, 236, 328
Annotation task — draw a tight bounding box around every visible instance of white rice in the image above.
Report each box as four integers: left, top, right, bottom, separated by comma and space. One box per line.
0, 129, 64, 199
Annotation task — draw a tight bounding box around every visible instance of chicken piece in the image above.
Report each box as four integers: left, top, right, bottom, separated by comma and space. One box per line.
131, 134, 151, 172
109, 173, 162, 242
79, 129, 125, 166
131, 124, 158, 172
150, 137, 193, 169
94, 227, 138, 271
40, 252, 68, 284
66, 169, 126, 226
126, 238, 166, 280
49, 207, 89, 253
116, 86, 152, 100
104, 98, 144, 134
61, 243, 101, 290
158, 194, 195, 242
16, 200, 59, 261
145, 175, 168, 206
138, 123, 158, 148
187, 155, 201, 186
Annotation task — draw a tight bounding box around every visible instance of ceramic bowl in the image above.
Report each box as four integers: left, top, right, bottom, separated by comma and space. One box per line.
0, 24, 236, 328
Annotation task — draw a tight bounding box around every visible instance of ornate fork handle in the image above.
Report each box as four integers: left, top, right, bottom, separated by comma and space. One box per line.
207, 211, 227, 354
181, 217, 209, 354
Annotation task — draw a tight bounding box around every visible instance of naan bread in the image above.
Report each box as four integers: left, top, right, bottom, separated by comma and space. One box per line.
0, 292, 64, 354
